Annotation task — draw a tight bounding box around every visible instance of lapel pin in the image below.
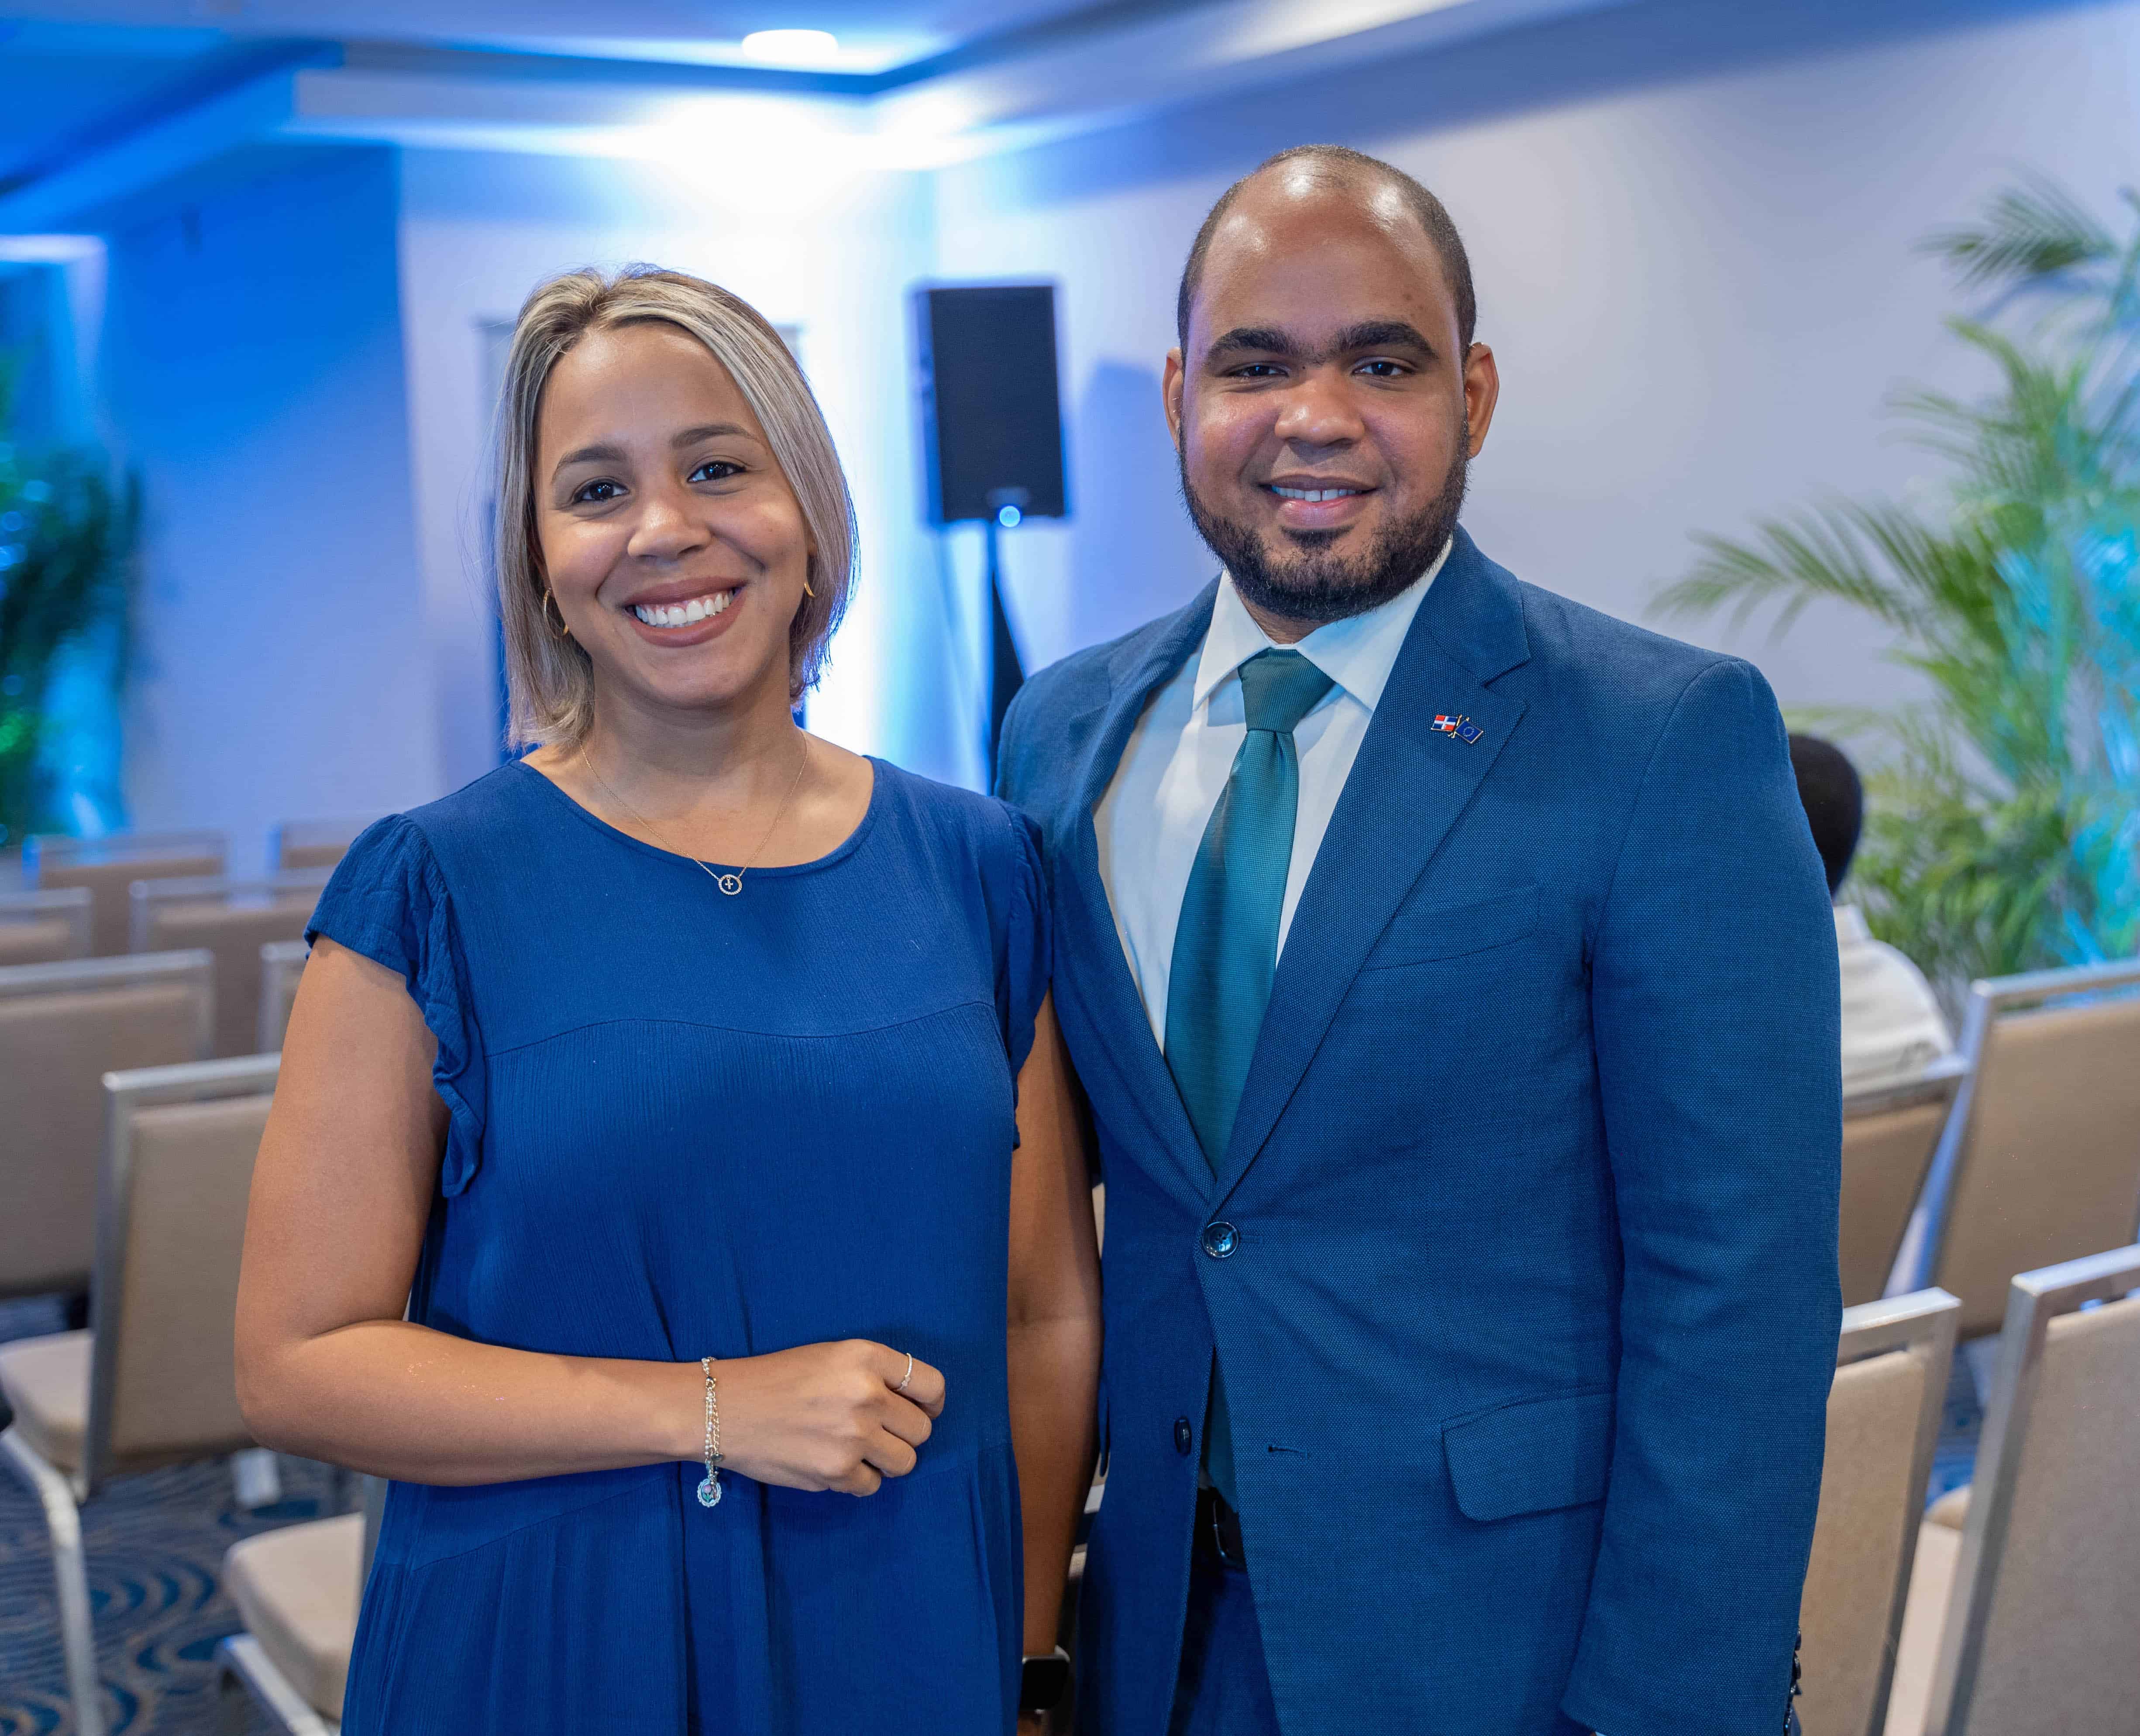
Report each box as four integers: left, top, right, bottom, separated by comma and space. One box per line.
1434, 713, 1484, 745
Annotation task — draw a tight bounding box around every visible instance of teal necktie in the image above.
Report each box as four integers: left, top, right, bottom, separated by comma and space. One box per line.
1165, 647, 1333, 1507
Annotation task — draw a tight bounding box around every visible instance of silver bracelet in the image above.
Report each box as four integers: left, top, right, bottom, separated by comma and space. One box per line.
697, 1355, 723, 1509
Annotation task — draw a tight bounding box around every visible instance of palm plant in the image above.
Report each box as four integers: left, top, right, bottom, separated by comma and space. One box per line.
1654, 176, 2140, 993
0, 363, 139, 847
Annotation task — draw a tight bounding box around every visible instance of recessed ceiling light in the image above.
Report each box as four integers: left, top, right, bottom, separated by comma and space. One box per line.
739, 28, 840, 65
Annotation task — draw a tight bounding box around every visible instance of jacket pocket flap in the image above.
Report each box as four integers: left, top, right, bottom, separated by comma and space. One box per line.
1441, 1388, 1614, 1523
1363, 885, 1539, 969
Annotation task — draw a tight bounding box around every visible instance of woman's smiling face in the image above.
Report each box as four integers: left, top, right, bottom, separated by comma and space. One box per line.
536, 320, 813, 720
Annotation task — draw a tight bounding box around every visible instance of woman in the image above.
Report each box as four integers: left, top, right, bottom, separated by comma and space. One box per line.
235, 266, 1101, 1735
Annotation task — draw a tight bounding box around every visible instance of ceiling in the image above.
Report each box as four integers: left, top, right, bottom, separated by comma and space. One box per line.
0, 21, 228, 187
0, 0, 1643, 228
0, 0, 1131, 75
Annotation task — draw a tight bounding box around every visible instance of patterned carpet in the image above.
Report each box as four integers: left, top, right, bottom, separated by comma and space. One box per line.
0, 1299, 338, 1736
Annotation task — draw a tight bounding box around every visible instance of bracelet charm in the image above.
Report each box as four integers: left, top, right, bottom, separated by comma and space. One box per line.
698, 1355, 723, 1509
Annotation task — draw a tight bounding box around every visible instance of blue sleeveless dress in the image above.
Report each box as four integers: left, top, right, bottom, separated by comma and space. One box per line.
307, 757, 1049, 1736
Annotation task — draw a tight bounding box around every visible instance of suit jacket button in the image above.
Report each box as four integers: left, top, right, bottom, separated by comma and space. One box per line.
1202, 1221, 1238, 1258
1174, 1416, 1193, 1454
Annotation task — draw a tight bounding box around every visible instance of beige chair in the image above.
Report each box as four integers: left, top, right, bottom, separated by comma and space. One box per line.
26, 830, 227, 957
259, 940, 310, 1053
1912, 959, 2140, 1338
1796, 1288, 1958, 1736
270, 817, 373, 874
0, 1054, 278, 1736
1841, 1058, 1969, 1308
1889, 1244, 2140, 1735
0, 886, 93, 966
131, 873, 328, 1059
216, 1475, 381, 1735
0, 951, 214, 1299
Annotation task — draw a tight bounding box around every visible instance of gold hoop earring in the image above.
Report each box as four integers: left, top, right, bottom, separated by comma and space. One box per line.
802, 575, 817, 599
542, 590, 571, 639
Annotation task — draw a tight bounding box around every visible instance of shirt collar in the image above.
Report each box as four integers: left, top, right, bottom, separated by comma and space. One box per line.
1190, 536, 1452, 718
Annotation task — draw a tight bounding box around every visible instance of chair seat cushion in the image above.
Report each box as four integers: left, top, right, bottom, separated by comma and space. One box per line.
0, 1330, 89, 1471
1883, 1519, 1963, 1735
223, 1512, 364, 1718
1925, 1483, 1971, 1530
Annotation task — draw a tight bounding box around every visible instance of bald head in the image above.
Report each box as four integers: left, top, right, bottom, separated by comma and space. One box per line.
1176, 145, 1476, 353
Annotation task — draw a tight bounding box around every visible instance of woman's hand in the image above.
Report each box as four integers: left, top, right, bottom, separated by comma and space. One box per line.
714, 1341, 946, 1496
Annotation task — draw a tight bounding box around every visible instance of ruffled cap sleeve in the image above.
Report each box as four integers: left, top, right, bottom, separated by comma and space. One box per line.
306, 815, 487, 1196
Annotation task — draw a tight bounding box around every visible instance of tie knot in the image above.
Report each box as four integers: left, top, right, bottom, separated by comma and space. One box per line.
1238, 649, 1334, 736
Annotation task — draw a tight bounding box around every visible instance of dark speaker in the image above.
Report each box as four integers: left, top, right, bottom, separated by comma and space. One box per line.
914, 284, 1067, 525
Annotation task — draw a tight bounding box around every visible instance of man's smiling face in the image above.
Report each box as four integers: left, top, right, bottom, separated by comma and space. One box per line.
1165, 166, 1499, 633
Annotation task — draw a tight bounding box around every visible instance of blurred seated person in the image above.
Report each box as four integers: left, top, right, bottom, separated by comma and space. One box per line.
1789, 733, 1954, 1091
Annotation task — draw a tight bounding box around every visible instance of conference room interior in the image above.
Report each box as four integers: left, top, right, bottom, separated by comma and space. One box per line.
1, 0, 2137, 1731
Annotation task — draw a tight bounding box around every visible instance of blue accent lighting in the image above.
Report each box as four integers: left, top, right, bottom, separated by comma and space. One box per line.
996, 503, 1022, 528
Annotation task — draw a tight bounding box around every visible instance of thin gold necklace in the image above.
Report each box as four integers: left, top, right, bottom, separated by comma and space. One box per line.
578, 733, 810, 897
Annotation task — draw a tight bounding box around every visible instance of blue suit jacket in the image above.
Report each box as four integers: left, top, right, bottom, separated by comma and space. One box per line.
997, 529, 1841, 1736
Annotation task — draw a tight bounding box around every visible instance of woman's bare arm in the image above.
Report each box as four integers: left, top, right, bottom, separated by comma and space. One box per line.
1006, 994, 1104, 1667
234, 937, 943, 1491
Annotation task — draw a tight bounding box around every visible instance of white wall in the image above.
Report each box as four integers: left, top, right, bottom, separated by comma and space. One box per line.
929, 0, 2140, 716
102, 145, 436, 870
394, 148, 975, 793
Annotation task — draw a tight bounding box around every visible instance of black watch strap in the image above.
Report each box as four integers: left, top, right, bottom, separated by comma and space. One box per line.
1019, 1646, 1072, 1713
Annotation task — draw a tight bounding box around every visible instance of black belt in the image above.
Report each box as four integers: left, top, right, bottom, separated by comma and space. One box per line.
1195, 1486, 1248, 1570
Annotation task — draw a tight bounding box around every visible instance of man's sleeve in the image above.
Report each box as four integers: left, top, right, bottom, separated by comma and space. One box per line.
1562, 658, 1841, 1736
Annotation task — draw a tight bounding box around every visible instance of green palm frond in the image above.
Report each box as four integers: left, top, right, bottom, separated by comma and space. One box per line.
1652, 502, 1939, 638
1658, 175, 2140, 992
1920, 173, 2116, 290
0, 442, 140, 842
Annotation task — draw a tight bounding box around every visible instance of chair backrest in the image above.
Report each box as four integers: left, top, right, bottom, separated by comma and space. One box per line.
0, 887, 93, 966
26, 830, 227, 956
130, 874, 328, 1059
1922, 960, 2140, 1337
270, 816, 372, 874
1797, 1288, 1958, 1736
1841, 1057, 1968, 1308
85, 1054, 279, 1490
1926, 1244, 2140, 1734
258, 940, 309, 1053
0, 952, 215, 1297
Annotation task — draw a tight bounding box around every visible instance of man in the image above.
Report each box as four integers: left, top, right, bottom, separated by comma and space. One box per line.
1789, 732, 1954, 1092
998, 145, 1840, 1736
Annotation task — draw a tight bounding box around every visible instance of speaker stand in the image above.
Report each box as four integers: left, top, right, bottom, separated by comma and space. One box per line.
984, 513, 1025, 774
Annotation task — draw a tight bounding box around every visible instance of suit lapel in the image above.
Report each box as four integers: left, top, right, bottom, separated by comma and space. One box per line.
1213, 531, 1532, 1204
1049, 585, 1218, 1211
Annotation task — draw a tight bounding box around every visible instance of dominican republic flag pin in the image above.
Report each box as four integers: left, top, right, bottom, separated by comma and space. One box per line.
1434, 713, 1484, 744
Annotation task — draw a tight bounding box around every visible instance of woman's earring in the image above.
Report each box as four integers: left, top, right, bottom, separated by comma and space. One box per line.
542, 590, 571, 639
802, 575, 817, 600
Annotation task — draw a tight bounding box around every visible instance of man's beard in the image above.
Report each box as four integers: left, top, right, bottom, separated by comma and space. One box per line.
1179, 426, 1468, 627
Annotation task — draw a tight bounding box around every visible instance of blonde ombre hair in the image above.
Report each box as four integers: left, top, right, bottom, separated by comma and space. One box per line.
494, 265, 857, 748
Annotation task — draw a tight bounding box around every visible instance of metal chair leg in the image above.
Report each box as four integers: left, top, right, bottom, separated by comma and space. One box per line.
0, 1424, 105, 1736
218, 1633, 337, 1734
216, 1647, 258, 1736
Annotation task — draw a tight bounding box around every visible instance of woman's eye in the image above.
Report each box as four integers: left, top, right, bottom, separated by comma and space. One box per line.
573, 479, 623, 504
690, 460, 744, 484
